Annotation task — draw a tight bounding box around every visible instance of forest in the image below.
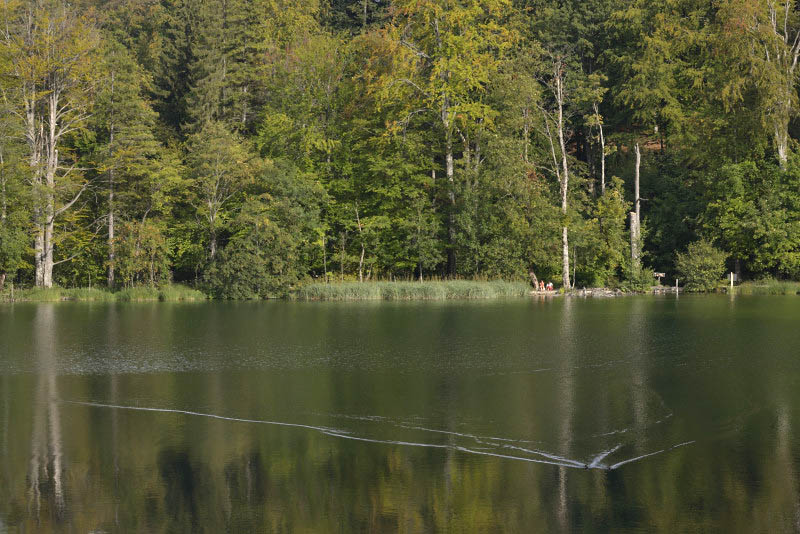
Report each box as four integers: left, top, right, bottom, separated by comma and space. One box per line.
2, 0, 800, 298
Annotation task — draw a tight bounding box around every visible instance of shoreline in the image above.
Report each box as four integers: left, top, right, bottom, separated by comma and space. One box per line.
2, 280, 798, 303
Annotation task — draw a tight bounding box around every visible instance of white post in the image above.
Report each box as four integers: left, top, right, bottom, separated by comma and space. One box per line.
730, 272, 734, 291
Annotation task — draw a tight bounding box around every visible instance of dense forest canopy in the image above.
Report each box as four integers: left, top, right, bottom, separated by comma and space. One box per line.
2, 0, 800, 297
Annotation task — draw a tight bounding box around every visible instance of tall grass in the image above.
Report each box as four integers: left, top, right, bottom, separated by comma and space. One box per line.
3, 287, 116, 302
295, 280, 530, 300
157, 284, 208, 301
735, 279, 800, 296
114, 286, 161, 301
1, 284, 207, 302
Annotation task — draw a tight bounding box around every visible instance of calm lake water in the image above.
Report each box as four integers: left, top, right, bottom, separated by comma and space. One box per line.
2, 296, 800, 532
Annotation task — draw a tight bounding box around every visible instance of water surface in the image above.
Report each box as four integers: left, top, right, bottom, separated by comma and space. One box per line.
2, 296, 800, 532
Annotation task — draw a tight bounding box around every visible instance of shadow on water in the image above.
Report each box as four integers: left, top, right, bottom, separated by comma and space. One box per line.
2, 297, 800, 531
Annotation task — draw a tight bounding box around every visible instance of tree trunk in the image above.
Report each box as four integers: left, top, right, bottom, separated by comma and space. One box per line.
556, 69, 570, 290
40, 90, 61, 288
108, 192, 115, 287
209, 229, 217, 260
775, 120, 789, 169
107, 72, 116, 288
630, 211, 640, 270
35, 224, 44, 287
631, 143, 642, 272
322, 234, 328, 283
358, 244, 365, 283
27, 87, 45, 287
355, 204, 365, 282
523, 106, 530, 164
634, 143, 641, 219
209, 211, 217, 260
444, 113, 456, 277
43, 210, 53, 288
0, 154, 6, 291
340, 232, 346, 281
594, 103, 606, 195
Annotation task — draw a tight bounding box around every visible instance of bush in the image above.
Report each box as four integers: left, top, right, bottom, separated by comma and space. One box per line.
675, 240, 727, 292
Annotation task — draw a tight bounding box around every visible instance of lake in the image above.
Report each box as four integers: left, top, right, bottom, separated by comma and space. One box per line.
1, 296, 800, 532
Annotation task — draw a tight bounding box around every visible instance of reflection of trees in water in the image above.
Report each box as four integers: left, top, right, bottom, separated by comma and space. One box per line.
556, 297, 576, 531
7, 302, 800, 531
28, 304, 66, 523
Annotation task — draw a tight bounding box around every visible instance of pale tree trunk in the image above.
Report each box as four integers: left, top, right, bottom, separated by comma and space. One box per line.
555, 67, 571, 290
208, 207, 218, 260
25, 87, 46, 287
209, 227, 217, 260
241, 86, 248, 125
775, 118, 789, 169
0, 151, 6, 290
630, 143, 642, 272
322, 234, 328, 283
523, 106, 530, 164
340, 232, 346, 281
358, 245, 365, 282
355, 204, 365, 282
107, 71, 116, 288
434, 15, 456, 277
43, 90, 58, 288
593, 103, 606, 195
108, 185, 115, 286
635, 143, 641, 220
443, 99, 456, 277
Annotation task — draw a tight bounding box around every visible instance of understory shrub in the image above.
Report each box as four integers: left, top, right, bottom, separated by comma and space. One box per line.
675, 240, 727, 292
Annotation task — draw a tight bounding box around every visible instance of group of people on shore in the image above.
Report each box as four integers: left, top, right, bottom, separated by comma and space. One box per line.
537, 280, 554, 291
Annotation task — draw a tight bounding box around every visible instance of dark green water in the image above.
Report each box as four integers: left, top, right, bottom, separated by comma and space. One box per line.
2, 296, 800, 532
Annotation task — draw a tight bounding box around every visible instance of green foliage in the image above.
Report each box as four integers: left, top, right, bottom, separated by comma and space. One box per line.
675, 239, 727, 292
577, 177, 629, 286
0, 162, 29, 287
4, 0, 800, 297
703, 159, 800, 279
203, 160, 325, 298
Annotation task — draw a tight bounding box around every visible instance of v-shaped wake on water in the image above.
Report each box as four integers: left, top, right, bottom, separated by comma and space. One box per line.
64, 399, 694, 471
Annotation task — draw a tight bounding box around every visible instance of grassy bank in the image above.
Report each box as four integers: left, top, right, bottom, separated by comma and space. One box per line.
294, 280, 531, 301
734, 280, 800, 295
0, 284, 208, 303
